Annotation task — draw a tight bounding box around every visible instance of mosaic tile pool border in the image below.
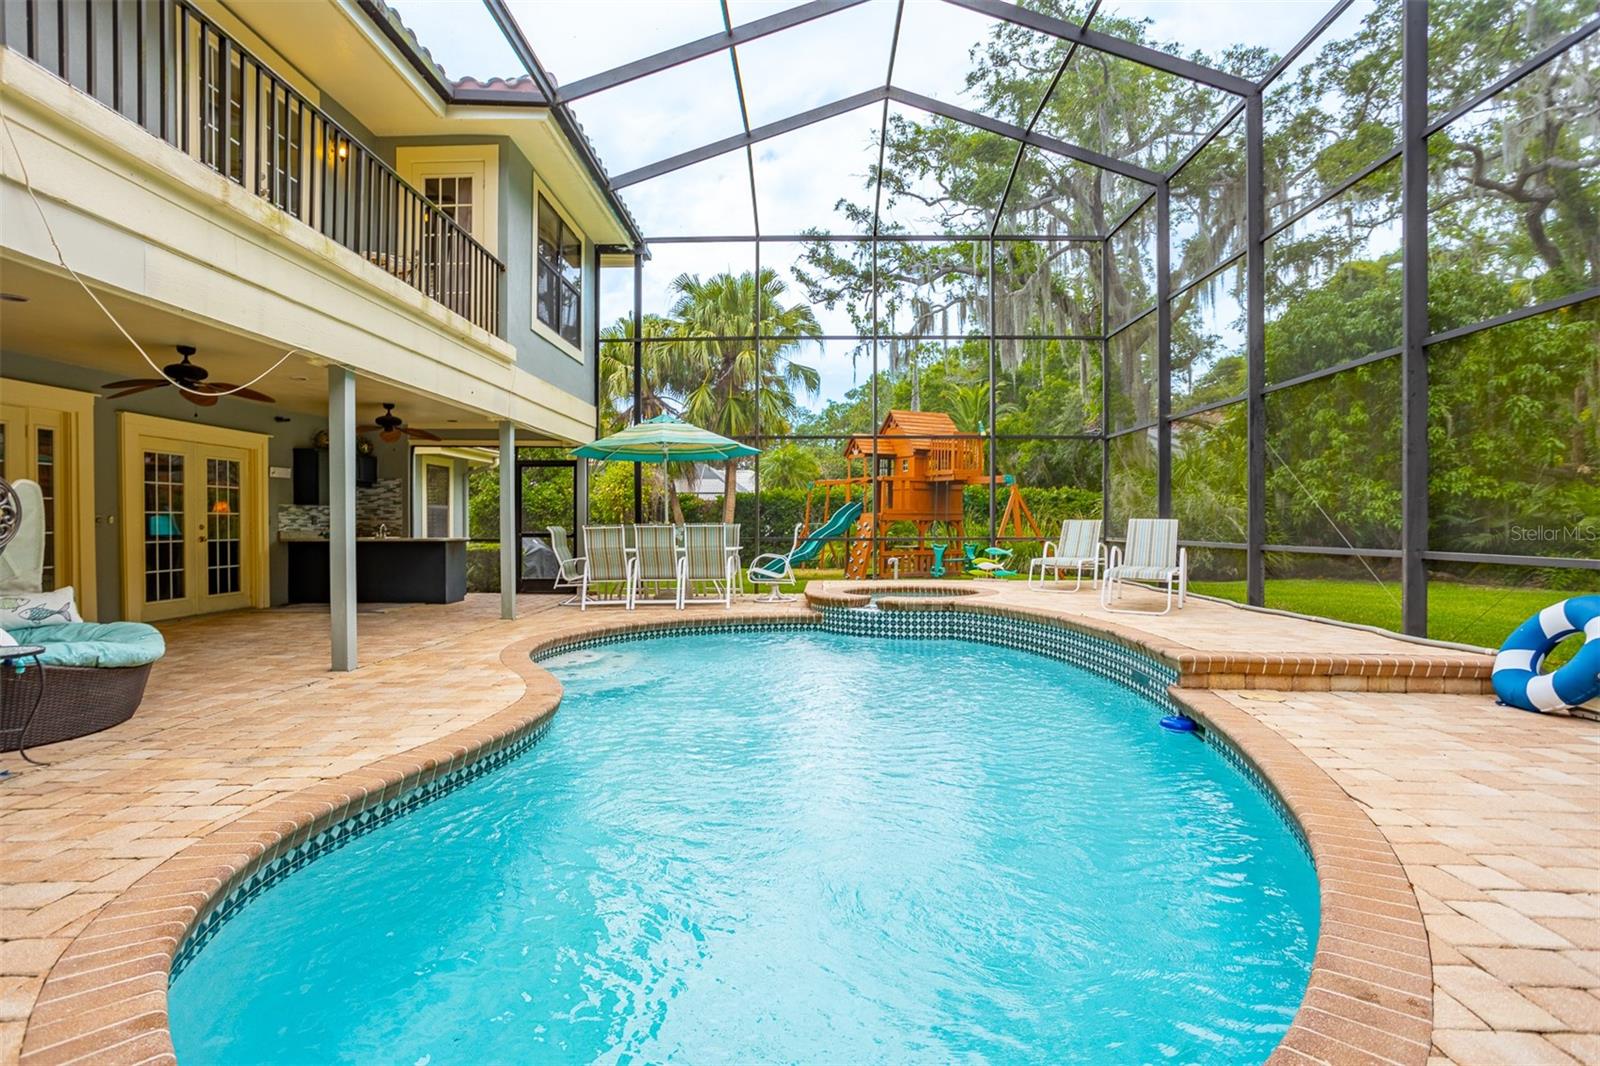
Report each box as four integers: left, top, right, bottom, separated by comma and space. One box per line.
168, 716, 555, 984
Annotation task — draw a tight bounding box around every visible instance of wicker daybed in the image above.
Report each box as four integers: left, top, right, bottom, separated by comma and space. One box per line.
2, 621, 165, 748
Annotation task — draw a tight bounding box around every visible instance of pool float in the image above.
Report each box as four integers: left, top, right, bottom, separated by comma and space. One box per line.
1492, 595, 1600, 713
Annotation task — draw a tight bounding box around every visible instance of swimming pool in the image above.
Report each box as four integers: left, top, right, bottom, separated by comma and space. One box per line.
169, 629, 1317, 1064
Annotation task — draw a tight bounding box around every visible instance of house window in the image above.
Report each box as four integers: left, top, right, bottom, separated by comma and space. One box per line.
424, 463, 452, 538
536, 194, 582, 349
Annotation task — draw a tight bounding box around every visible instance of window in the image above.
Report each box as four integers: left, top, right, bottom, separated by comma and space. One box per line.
424, 463, 452, 538
424, 175, 474, 233
536, 194, 583, 349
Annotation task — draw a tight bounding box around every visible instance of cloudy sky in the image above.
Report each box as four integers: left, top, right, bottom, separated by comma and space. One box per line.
388, 0, 1346, 413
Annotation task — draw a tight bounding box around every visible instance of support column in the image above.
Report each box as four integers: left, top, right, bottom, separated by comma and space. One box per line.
1155, 180, 1172, 517
499, 420, 517, 620
1100, 236, 1111, 531
1245, 93, 1267, 606
1400, 0, 1429, 636
328, 366, 357, 672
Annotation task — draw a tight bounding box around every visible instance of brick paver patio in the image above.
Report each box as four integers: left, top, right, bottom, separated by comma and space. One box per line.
1, 586, 1594, 1064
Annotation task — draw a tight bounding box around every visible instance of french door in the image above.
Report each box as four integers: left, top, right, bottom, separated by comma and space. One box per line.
120, 415, 268, 622
0, 379, 96, 616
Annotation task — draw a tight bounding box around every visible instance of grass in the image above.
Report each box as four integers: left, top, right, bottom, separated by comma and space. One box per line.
1189, 578, 1582, 659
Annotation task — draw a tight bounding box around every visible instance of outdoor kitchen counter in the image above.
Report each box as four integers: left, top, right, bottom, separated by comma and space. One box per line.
282, 536, 468, 604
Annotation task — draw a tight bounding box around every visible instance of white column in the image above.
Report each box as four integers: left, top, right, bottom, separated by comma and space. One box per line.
329, 366, 357, 671
499, 419, 517, 620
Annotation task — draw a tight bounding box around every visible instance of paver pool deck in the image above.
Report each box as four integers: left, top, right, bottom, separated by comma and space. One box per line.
1, 585, 1595, 1065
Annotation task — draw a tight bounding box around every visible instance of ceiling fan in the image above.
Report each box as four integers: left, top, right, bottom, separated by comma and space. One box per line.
102, 345, 275, 407
362, 403, 441, 443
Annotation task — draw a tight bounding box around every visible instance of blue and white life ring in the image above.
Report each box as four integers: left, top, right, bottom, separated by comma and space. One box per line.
1492, 596, 1600, 713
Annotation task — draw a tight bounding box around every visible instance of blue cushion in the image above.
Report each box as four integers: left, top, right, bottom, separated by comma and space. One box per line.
3, 621, 166, 668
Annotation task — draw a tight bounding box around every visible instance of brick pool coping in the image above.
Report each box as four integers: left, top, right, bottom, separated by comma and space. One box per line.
17, 601, 1431, 1065
807, 580, 1494, 694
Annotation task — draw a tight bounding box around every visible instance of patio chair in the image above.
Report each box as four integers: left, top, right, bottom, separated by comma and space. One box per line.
1100, 518, 1187, 615
548, 526, 583, 604
1027, 518, 1105, 591
579, 525, 635, 610
632, 524, 682, 608
681, 524, 737, 609
748, 500, 862, 601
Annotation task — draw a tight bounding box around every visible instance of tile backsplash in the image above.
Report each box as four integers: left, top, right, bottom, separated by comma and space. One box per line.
277, 478, 405, 537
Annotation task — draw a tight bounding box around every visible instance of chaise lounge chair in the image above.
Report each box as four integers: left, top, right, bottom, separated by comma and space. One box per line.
1028, 518, 1105, 591
1100, 518, 1187, 615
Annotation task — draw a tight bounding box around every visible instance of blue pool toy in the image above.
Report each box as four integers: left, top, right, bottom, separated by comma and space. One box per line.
1159, 714, 1197, 732
1492, 595, 1600, 713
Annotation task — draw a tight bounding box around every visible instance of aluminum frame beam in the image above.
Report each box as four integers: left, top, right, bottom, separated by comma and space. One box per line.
556, 0, 871, 102
1399, 0, 1429, 636
612, 86, 1160, 191
945, 0, 1256, 96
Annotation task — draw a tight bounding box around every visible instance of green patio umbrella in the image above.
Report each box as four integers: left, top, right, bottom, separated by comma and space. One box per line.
573, 414, 759, 521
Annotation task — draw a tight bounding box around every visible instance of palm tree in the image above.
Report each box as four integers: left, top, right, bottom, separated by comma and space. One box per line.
946, 380, 1014, 433
760, 443, 822, 491
598, 313, 689, 432
670, 269, 822, 521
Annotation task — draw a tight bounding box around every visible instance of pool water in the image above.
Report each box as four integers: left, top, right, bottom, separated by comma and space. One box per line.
169, 631, 1318, 1065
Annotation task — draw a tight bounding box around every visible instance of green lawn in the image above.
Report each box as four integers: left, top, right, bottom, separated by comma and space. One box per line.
1189, 578, 1576, 655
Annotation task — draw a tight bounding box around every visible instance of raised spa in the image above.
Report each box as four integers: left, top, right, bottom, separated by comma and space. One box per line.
169, 628, 1317, 1064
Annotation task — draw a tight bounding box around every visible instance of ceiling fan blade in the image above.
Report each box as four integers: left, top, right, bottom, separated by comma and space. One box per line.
105, 383, 167, 399
379, 429, 403, 443
103, 378, 164, 390
181, 390, 220, 407
207, 383, 276, 403
404, 426, 442, 442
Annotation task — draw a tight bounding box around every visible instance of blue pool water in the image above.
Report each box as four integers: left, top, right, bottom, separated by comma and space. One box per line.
169, 630, 1318, 1064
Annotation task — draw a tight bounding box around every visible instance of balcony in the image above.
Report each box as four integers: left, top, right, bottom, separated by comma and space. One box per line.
927, 439, 985, 481
6, 0, 504, 335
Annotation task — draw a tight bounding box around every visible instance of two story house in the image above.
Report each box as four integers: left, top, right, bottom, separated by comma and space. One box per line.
0, 0, 641, 666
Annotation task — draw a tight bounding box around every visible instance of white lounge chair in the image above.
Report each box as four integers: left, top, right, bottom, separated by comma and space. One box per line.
1101, 518, 1187, 615
632, 524, 682, 608
680, 523, 737, 609
579, 525, 635, 610
1027, 518, 1105, 591
547, 525, 583, 605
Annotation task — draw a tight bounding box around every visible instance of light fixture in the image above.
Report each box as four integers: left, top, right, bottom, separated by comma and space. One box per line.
0, 293, 27, 303
337, 141, 349, 160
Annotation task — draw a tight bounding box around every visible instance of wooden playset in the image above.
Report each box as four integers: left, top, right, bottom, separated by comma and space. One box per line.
801, 410, 1041, 578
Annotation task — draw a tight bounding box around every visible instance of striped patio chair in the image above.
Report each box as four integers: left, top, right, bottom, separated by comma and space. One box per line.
1100, 518, 1187, 615
632, 524, 683, 608
547, 526, 583, 605
579, 525, 635, 611
681, 524, 737, 609
1027, 518, 1106, 591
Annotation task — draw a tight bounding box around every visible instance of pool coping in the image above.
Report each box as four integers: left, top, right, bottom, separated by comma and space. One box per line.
807, 580, 1492, 694
18, 604, 1428, 1066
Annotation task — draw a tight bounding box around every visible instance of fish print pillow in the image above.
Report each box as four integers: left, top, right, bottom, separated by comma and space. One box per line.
0, 587, 82, 630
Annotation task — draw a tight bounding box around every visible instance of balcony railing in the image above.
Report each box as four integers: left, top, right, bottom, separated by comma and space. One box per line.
7, 0, 504, 335
927, 439, 985, 480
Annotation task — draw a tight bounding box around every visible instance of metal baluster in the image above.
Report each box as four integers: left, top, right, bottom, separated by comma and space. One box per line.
136, 0, 147, 129
111, 0, 121, 113
87, 0, 97, 100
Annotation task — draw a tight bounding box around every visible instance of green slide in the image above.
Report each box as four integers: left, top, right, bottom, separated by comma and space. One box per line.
747, 500, 862, 598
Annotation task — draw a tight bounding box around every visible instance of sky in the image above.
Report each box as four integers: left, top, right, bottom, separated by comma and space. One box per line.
387, 0, 1346, 415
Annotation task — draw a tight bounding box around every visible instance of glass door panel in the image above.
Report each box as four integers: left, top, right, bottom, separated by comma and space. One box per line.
143, 449, 186, 606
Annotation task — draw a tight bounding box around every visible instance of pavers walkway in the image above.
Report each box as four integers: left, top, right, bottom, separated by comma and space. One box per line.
0, 587, 1594, 1064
